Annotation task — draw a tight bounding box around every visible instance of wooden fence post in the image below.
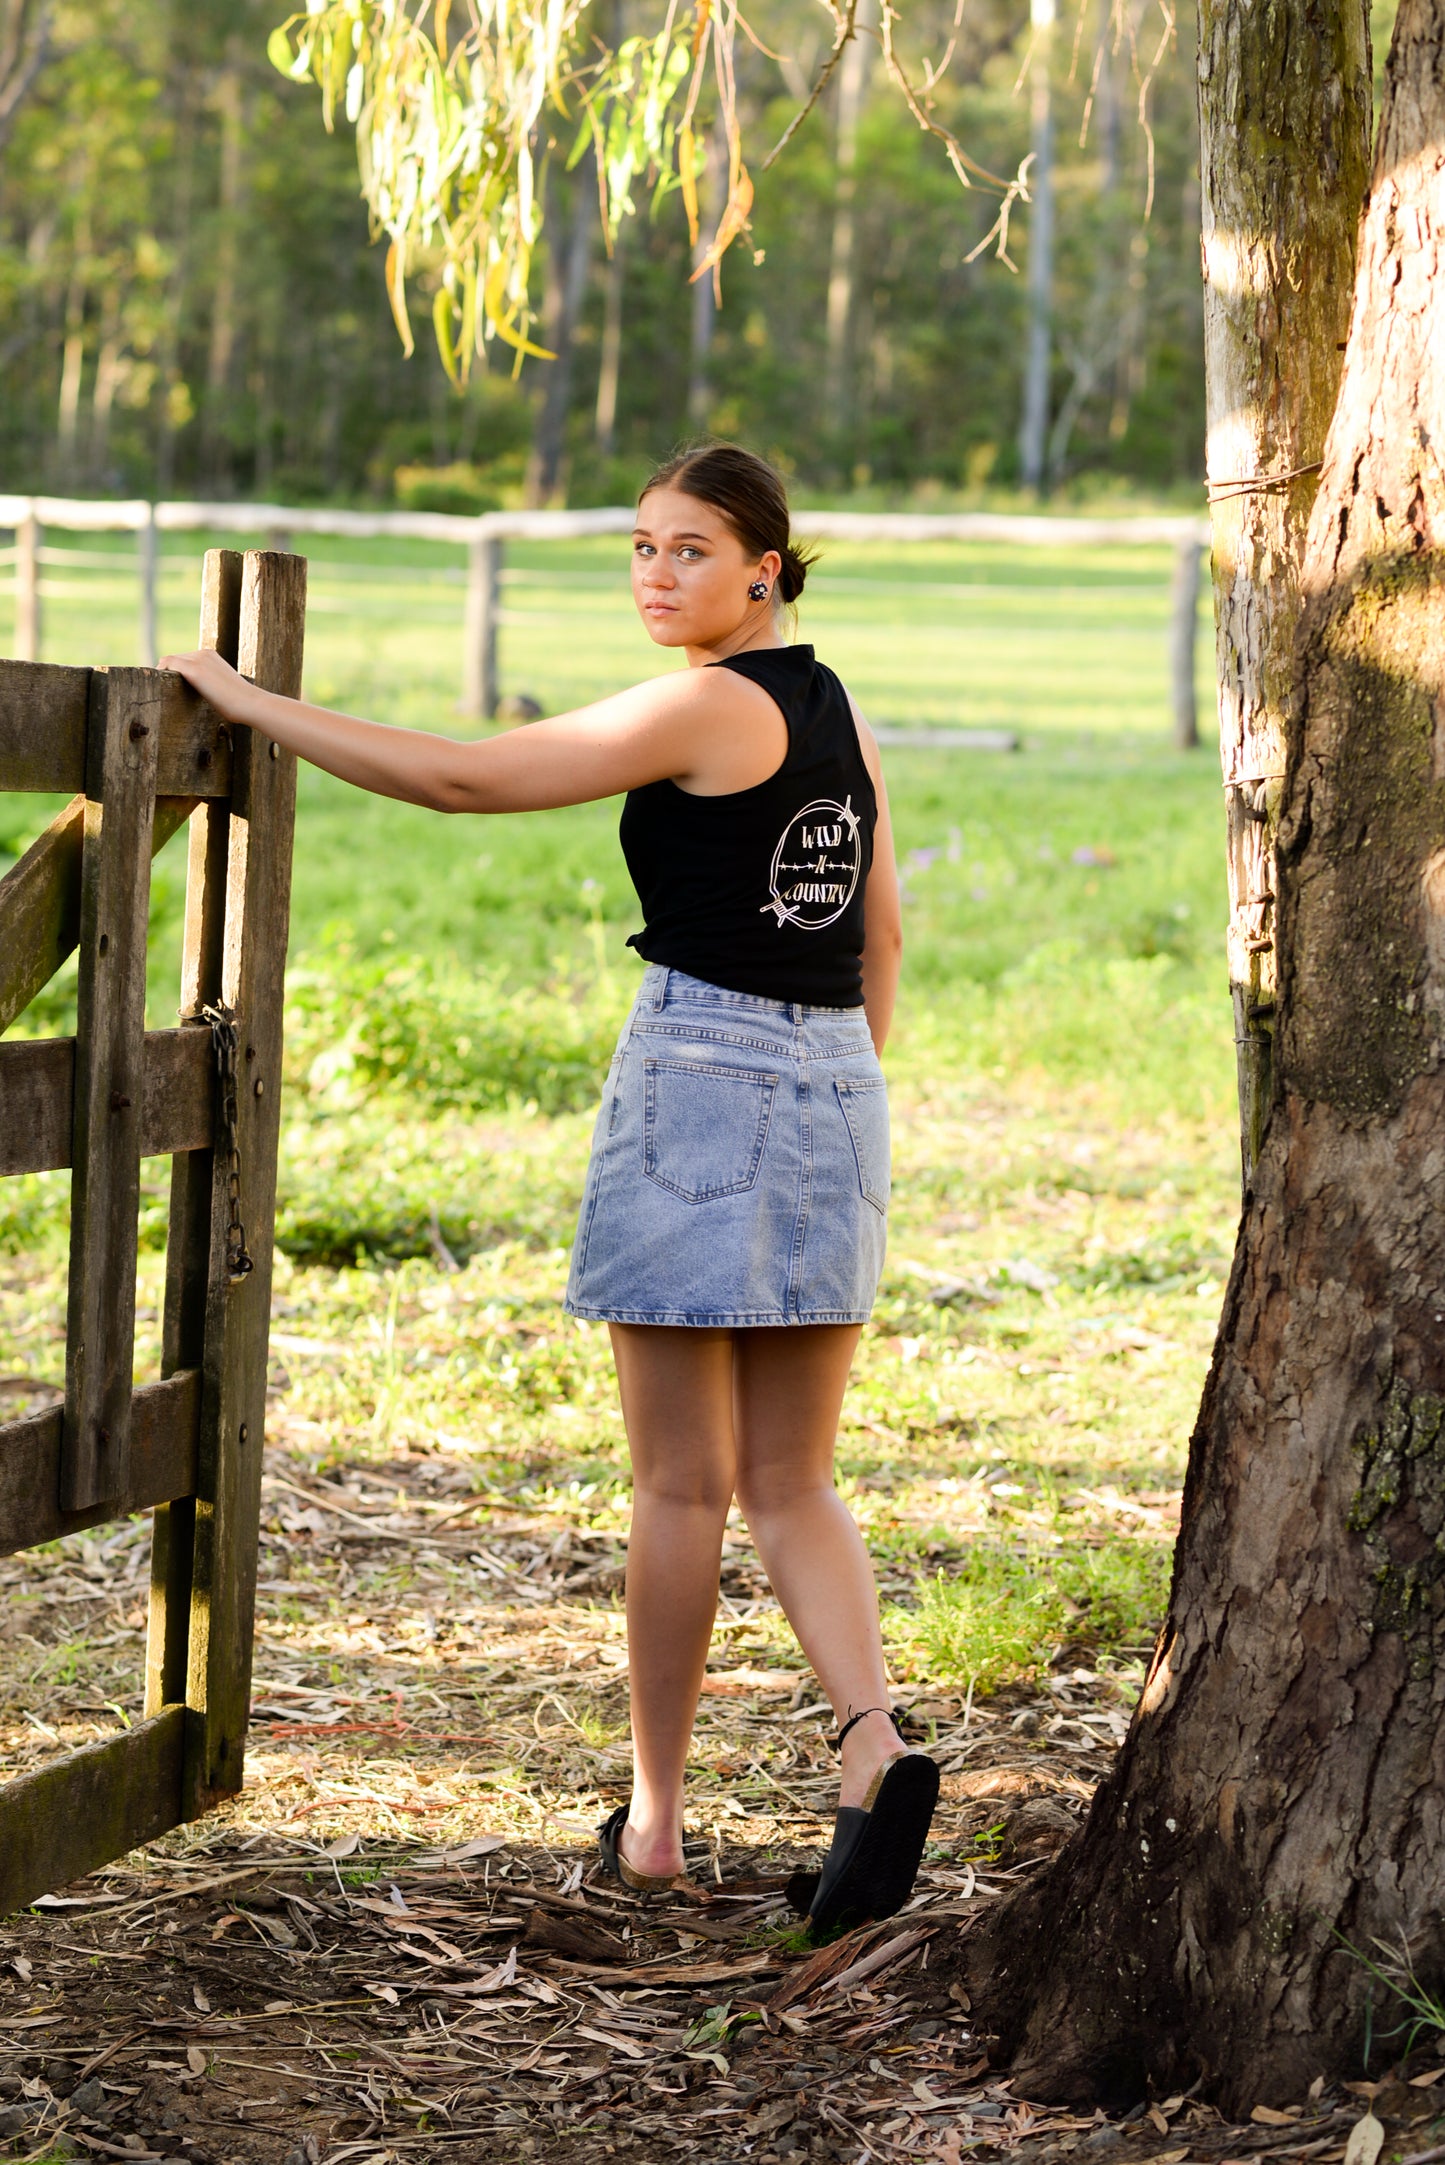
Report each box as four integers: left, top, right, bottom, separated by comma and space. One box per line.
60, 668, 164, 1508
177, 549, 305, 1813
1170, 535, 1206, 751
147, 548, 243, 1722
15, 504, 40, 663
463, 530, 501, 720
139, 503, 159, 666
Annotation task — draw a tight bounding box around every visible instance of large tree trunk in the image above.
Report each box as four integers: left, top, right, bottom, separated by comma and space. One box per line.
1200, 0, 1373, 1179
962, 0, 1445, 2112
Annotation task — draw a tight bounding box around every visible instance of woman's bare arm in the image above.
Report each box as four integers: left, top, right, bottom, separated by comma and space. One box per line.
851, 709, 903, 1055
157, 647, 785, 813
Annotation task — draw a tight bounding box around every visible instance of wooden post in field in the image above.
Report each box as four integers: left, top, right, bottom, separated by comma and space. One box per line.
1170, 536, 1205, 751
139, 503, 159, 665
464, 529, 501, 720
15, 505, 40, 663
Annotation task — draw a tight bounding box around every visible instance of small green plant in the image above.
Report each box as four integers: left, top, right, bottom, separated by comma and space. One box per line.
684, 2002, 734, 2050
683, 2002, 737, 2071
763, 1916, 815, 1957
968, 1819, 1008, 1865
1337, 1931, 1445, 2064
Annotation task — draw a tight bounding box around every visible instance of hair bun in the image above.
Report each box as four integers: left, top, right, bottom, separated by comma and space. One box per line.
779, 544, 812, 605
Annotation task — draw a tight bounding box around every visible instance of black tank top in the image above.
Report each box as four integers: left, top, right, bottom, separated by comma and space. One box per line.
619, 645, 876, 1007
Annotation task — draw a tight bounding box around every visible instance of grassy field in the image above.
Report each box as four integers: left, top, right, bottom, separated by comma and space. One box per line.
0, 526, 1240, 1840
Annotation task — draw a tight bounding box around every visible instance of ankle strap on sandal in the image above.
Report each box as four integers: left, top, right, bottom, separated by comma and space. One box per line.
831, 1704, 906, 1754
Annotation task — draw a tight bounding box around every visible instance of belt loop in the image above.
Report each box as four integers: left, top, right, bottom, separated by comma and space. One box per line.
652, 967, 670, 1013
790, 1001, 804, 1026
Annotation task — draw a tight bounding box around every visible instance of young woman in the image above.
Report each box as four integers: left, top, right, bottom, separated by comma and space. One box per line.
163, 442, 939, 1934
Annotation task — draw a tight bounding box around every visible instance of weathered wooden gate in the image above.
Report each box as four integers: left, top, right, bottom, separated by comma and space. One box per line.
0, 547, 305, 1911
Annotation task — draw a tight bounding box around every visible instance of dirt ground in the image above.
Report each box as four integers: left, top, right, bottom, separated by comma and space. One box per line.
2, 1425, 1440, 2164
4, 1782, 1443, 2165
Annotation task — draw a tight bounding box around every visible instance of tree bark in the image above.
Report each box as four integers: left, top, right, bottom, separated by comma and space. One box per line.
962, 0, 1445, 2112
1199, 0, 1373, 1181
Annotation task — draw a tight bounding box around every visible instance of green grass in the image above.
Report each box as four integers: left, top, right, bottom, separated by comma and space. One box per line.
0, 522, 1236, 1702
886, 1539, 1175, 1693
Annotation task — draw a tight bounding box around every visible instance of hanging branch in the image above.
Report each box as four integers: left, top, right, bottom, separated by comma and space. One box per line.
270, 0, 1067, 368
691, 0, 755, 282
1074, 0, 1176, 215
270, 0, 597, 370
876, 0, 1032, 269
759, 0, 858, 173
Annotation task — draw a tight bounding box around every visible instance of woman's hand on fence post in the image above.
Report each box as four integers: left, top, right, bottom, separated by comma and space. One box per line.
160, 647, 270, 729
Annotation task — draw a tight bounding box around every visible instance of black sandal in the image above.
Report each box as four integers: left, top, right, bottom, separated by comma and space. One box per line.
787, 1706, 939, 1936
597, 1801, 688, 1894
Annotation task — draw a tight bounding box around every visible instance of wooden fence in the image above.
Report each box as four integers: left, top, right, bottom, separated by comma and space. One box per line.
0, 546, 304, 1912
0, 494, 1213, 751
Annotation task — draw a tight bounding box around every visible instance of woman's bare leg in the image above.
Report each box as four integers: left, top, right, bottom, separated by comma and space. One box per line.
732, 1326, 901, 1808
608, 1323, 736, 1877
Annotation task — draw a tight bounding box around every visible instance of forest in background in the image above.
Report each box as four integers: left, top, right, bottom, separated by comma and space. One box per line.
0, 0, 1207, 509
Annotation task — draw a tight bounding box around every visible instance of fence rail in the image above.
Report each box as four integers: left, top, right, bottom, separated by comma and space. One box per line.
0, 493, 1213, 750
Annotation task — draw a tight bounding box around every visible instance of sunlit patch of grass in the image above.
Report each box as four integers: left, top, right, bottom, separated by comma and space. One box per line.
887, 1553, 1057, 1692
884, 1536, 1172, 1692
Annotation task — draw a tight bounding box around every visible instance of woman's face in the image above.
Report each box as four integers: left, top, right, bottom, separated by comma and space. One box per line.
631, 486, 781, 649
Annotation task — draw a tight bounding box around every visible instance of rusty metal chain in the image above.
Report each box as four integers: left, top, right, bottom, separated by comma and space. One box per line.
201, 1002, 254, 1284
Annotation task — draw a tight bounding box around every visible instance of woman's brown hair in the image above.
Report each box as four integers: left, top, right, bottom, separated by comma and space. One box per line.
639, 441, 818, 603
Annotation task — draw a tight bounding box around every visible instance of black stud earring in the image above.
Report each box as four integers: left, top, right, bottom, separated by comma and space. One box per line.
748, 580, 769, 601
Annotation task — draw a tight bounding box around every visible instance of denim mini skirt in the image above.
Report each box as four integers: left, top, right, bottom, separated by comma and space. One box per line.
565, 965, 889, 1328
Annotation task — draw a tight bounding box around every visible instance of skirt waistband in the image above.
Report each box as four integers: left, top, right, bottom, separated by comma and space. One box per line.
638, 963, 866, 1024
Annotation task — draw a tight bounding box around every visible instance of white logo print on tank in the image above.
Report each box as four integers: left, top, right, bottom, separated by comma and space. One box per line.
761, 795, 863, 929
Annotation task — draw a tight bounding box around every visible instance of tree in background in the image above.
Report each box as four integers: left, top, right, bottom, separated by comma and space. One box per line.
1016, 0, 1054, 491
0, 0, 491, 502
0, 0, 50, 159
0, 0, 1204, 500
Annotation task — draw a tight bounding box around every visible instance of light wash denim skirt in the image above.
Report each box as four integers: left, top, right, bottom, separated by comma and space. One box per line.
565, 965, 889, 1328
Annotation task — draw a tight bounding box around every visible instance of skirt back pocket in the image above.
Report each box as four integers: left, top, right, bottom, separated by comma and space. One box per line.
644, 1058, 779, 1202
